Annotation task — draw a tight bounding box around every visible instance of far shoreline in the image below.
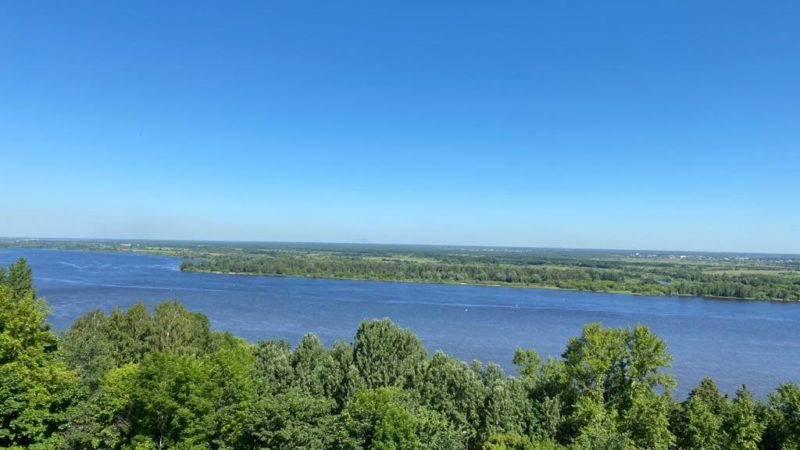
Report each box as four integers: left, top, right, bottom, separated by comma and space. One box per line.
4, 242, 799, 304
180, 266, 800, 304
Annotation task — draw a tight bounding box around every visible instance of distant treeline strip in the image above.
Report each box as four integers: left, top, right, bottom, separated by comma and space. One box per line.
180, 253, 800, 301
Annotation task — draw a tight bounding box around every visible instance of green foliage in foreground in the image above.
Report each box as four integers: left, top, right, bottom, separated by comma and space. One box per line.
2, 258, 800, 449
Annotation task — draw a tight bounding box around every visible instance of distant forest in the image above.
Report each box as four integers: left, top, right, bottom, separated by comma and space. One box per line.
178, 244, 800, 301
2, 258, 800, 449
3, 239, 800, 301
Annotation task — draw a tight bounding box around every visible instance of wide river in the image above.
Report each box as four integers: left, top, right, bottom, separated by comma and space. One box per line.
2, 248, 798, 398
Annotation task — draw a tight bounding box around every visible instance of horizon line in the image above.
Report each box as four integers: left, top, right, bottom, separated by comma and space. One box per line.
2, 235, 799, 258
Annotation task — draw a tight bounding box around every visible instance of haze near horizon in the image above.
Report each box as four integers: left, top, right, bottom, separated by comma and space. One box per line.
1, 1, 798, 253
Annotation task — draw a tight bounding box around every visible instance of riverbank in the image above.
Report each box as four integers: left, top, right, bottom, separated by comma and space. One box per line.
179, 266, 800, 303
4, 238, 800, 302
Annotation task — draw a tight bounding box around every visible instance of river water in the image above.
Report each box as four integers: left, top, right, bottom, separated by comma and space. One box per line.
2, 248, 798, 398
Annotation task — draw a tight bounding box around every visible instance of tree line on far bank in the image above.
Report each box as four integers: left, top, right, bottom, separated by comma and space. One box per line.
181, 251, 800, 301
2, 258, 800, 449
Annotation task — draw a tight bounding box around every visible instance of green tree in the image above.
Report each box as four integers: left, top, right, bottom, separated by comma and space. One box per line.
112, 302, 155, 363
673, 378, 728, 450
151, 301, 212, 355
293, 333, 337, 397
62, 362, 140, 449
61, 310, 117, 389
337, 387, 420, 450
761, 383, 800, 450
562, 323, 674, 449
353, 319, 428, 390
7, 257, 35, 301
328, 340, 363, 408
0, 260, 77, 449
253, 339, 294, 395
484, 433, 564, 450
513, 349, 572, 443
245, 388, 336, 450
722, 386, 762, 450
207, 334, 255, 448
476, 363, 530, 443
128, 353, 218, 449
415, 406, 463, 450
621, 387, 673, 450
568, 396, 633, 450
419, 351, 483, 446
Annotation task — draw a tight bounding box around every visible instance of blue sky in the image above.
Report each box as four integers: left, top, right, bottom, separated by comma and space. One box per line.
1, 1, 798, 253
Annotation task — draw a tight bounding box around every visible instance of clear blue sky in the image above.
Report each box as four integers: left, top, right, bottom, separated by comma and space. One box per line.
1, 1, 798, 253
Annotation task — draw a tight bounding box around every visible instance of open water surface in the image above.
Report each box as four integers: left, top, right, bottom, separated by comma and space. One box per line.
2, 247, 798, 398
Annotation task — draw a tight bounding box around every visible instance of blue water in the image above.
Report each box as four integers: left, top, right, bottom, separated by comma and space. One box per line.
1, 248, 798, 398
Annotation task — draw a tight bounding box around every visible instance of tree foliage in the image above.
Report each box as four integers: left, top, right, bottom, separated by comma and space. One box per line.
0, 258, 76, 449
2, 260, 799, 449
177, 246, 800, 301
